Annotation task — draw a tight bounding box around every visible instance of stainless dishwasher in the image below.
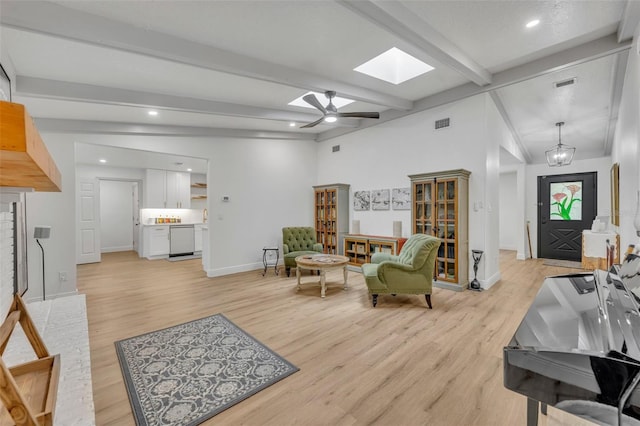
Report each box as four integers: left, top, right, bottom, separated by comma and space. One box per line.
169, 225, 195, 257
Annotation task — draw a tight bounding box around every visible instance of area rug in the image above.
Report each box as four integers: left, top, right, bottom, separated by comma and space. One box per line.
115, 314, 299, 426
542, 259, 583, 269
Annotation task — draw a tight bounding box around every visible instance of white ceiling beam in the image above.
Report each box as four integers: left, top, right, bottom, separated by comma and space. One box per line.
34, 118, 317, 141
603, 52, 629, 155
1, 1, 412, 111
489, 92, 532, 164
15, 76, 345, 125
319, 34, 631, 142
337, 0, 492, 86
618, 0, 640, 42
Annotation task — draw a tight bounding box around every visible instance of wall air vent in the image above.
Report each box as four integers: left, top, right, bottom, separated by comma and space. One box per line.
554, 78, 576, 88
435, 118, 450, 129
332, 145, 340, 153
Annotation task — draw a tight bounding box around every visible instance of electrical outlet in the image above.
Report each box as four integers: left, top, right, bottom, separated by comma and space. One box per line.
59, 272, 67, 282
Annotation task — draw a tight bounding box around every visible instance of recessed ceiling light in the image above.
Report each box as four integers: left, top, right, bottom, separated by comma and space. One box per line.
289, 122, 296, 127
526, 19, 540, 28
288, 92, 354, 109
187, 168, 192, 172
148, 110, 158, 116
354, 47, 434, 85
99, 159, 107, 163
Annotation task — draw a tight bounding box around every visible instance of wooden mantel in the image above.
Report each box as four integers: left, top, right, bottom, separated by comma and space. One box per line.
0, 101, 61, 192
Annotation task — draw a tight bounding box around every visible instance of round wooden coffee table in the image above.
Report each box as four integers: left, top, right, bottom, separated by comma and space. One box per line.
295, 254, 349, 298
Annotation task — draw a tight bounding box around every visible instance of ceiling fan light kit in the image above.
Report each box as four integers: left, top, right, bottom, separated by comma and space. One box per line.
545, 121, 575, 167
300, 91, 380, 128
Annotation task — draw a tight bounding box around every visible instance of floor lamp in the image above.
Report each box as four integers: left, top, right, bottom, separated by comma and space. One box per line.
34, 226, 51, 300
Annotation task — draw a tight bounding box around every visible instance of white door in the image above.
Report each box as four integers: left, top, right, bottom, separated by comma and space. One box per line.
132, 182, 140, 253
77, 178, 101, 264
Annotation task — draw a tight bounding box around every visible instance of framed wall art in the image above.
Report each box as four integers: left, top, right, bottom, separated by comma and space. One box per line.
353, 191, 370, 211
371, 189, 390, 210
392, 187, 411, 210
0, 63, 11, 102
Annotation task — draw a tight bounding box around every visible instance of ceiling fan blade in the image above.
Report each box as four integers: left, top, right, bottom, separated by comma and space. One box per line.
338, 112, 380, 119
302, 94, 327, 114
300, 117, 325, 128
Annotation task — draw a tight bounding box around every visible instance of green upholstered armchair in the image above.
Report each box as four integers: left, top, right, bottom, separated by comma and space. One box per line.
362, 234, 441, 308
282, 227, 323, 277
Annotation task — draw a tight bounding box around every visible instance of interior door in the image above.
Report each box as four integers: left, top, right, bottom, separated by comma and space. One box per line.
132, 182, 139, 253
76, 178, 101, 264
538, 172, 597, 261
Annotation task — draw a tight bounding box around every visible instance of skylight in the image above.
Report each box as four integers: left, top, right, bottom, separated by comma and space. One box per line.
353, 47, 434, 85
288, 92, 354, 109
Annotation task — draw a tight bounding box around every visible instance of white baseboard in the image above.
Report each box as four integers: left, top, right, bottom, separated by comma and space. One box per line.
23, 289, 78, 303
206, 262, 263, 277
481, 271, 501, 290
516, 251, 526, 260
101, 245, 133, 253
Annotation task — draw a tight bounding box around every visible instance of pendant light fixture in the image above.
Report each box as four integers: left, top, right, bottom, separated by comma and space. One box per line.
546, 121, 575, 167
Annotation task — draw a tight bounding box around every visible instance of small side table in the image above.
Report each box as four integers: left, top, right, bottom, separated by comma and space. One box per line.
262, 247, 279, 276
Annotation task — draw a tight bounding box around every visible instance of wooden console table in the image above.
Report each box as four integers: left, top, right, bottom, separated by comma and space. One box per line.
343, 234, 407, 268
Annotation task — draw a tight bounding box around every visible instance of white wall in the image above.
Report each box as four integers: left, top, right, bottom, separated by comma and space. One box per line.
481, 96, 507, 287
99, 180, 134, 252
499, 172, 518, 250
611, 25, 640, 251
525, 156, 612, 258
26, 132, 317, 294
316, 94, 506, 288
25, 135, 77, 302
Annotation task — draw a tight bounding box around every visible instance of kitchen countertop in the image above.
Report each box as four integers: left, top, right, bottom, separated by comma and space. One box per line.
142, 222, 206, 226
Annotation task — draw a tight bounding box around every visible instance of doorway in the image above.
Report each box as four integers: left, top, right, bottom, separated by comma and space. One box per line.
99, 180, 140, 253
537, 172, 597, 261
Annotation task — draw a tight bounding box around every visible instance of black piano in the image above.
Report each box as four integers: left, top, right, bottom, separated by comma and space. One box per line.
504, 253, 640, 425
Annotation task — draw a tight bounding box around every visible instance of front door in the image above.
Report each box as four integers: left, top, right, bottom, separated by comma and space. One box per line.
538, 172, 597, 261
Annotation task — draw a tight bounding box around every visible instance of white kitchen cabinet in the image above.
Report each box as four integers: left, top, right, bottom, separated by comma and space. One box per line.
166, 171, 190, 209
194, 224, 203, 252
144, 169, 166, 208
143, 226, 170, 258
144, 169, 190, 209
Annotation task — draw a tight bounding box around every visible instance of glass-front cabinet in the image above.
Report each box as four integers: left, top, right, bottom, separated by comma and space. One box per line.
313, 184, 349, 255
410, 169, 470, 291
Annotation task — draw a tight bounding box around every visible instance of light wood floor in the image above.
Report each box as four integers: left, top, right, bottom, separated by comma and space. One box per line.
77, 251, 582, 425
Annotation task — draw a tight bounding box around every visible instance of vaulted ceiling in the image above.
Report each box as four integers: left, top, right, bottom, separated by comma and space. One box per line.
1, 0, 638, 165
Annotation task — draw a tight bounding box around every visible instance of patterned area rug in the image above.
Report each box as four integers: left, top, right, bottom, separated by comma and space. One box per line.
115, 314, 299, 426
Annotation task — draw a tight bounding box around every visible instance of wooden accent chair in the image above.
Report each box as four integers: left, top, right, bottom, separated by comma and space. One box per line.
362, 234, 441, 308
0, 294, 60, 426
282, 227, 323, 277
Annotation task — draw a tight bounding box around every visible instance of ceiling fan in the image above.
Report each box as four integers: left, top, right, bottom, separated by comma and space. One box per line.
300, 91, 380, 128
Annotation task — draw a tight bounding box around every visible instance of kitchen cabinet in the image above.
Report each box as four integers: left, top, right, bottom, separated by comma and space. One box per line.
166, 171, 190, 209
144, 169, 190, 208
143, 226, 170, 258
194, 224, 203, 252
